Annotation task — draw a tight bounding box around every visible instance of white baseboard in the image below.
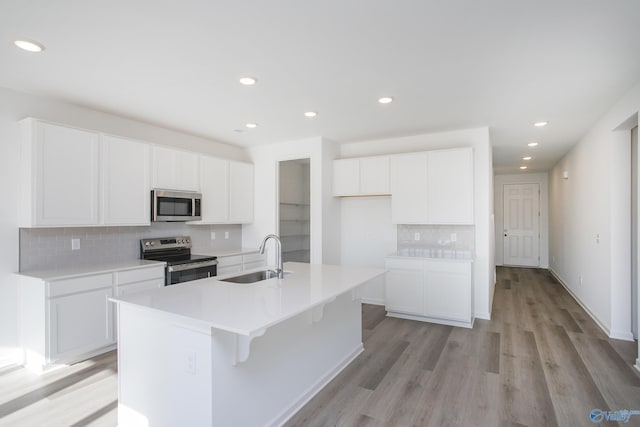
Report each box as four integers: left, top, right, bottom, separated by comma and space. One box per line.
269, 343, 364, 427
387, 311, 473, 329
0, 348, 21, 369
547, 268, 633, 341
474, 311, 491, 320
609, 329, 635, 341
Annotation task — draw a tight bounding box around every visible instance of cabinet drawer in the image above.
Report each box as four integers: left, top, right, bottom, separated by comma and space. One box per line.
243, 252, 265, 263
48, 274, 112, 297
116, 279, 164, 296
385, 258, 424, 271
218, 265, 243, 276
217, 255, 243, 267
244, 260, 266, 270
116, 266, 165, 285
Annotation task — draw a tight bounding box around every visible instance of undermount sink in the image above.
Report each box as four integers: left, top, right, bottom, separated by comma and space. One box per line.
219, 270, 289, 284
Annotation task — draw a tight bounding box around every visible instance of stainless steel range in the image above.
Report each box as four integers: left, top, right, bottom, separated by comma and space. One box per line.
140, 236, 217, 286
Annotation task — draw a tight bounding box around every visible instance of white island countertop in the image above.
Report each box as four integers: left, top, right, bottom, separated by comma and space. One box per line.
110, 262, 386, 337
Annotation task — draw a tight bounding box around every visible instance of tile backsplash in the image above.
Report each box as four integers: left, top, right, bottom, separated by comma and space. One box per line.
397, 224, 474, 259
19, 223, 242, 272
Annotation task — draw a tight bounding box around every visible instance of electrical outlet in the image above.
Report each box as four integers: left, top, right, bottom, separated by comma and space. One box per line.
450, 233, 457, 242
414, 232, 420, 241
224, 231, 229, 240
71, 238, 80, 250
211, 231, 216, 240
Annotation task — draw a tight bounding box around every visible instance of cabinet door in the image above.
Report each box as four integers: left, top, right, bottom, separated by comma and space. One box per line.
390, 153, 428, 224
199, 156, 230, 222
360, 156, 390, 195
428, 148, 474, 224
102, 135, 151, 225
385, 266, 424, 315
333, 159, 360, 196
34, 122, 100, 226
48, 287, 114, 363
424, 261, 471, 322
229, 161, 254, 223
152, 146, 200, 191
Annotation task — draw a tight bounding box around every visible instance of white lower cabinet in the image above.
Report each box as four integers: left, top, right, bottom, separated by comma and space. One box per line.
19, 264, 165, 373
385, 257, 473, 327
216, 252, 267, 276
114, 266, 165, 296
385, 261, 424, 315
48, 285, 114, 363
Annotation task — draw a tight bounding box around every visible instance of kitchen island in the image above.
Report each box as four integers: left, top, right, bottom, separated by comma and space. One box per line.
110, 262, 385, 427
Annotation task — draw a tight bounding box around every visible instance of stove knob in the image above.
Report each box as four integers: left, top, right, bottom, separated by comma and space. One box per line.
150, 241, 155, 246
144, 242, 150, 246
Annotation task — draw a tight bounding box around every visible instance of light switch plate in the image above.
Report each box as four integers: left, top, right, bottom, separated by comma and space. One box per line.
71, 238, 80, 250
414, 232, 420, 241
224, 231, 229, 240
211, 231, 216, 240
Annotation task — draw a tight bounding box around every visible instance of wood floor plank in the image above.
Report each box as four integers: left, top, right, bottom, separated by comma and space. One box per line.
499, 324, 558, 427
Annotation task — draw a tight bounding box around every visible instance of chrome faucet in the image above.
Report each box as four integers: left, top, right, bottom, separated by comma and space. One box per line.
259, 234, 284, 279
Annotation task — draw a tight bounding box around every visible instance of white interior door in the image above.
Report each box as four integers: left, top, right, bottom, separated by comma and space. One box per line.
503, 183, 540, 267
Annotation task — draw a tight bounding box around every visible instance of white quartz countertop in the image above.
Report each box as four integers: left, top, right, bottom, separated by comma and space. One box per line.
110, 262, 386, 336
18, 259, 166, 281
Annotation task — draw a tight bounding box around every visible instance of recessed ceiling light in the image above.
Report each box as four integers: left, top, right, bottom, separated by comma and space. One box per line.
239, 77, 257, 86
534, 121, 548, 127
520, 166, 528, 170
14, 39, 44, 52
233, 129, 245, 133
522, 156, 532, 161
528, 142, 539, 147
378, 97, 393, 104
245, 123, 257, 129
304, 111, 317, 118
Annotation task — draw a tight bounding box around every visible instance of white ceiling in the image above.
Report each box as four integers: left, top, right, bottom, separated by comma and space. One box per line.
1, 1, 639, 174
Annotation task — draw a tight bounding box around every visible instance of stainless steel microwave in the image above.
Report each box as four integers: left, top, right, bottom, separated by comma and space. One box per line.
151, 189, 202, 222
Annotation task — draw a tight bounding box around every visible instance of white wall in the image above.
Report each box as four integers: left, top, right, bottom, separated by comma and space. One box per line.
494, 173, 549, 268
337, 127, 495, 319
549, 80, 640, 344
0, 86, 247, 367
243, 137, 340, 265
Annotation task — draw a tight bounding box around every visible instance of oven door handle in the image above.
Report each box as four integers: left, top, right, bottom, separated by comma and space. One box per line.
167, 260, 218, 273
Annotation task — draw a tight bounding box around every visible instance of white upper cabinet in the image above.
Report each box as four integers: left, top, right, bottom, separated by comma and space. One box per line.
333, 158, 360, 196
199, 155, 230, 223
152, 146, 200, 192
20, 119, 100, 227
333, 156, 390, 196
390, 152, 428, 224
193, 157, 253, 224
229, 161, 254, 223
101, 135, 151, 225
427, 147, 474, 224
390, 148, 474, 225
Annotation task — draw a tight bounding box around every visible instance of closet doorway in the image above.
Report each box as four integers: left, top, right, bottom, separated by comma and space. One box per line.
278, 158, 311, 263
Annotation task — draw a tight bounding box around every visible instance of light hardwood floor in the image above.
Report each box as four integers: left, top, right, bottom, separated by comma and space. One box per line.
1, 267, 639, 426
